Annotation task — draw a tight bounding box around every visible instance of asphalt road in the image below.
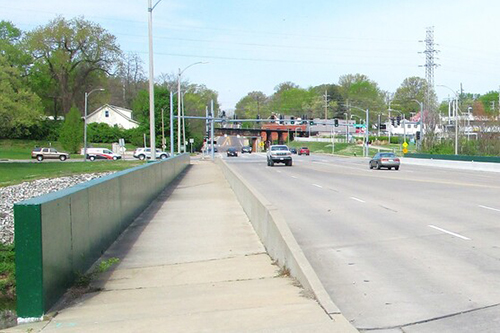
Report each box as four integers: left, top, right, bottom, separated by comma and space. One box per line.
223, 152, 500, 333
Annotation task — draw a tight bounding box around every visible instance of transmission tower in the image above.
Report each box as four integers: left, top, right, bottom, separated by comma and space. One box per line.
419, 27, 439, 113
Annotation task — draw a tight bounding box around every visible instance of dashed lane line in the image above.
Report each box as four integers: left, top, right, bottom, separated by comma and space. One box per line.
479, 205, 500, 213
428, 225, 470, 240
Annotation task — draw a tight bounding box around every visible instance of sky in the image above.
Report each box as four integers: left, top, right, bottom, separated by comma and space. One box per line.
2, 0, 500, 111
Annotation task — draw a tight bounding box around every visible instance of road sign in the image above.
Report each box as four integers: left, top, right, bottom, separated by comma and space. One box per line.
402, 142, 408, 148
403, 148, 408, 154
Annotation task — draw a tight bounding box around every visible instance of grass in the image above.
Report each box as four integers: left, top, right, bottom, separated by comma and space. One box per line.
0, 160, 144, 188
287, 139, 418, 157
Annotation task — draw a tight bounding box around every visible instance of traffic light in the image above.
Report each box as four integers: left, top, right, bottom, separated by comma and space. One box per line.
290, 116, 295, 125
334, 119, 339, 127
396, 116, 401, 126
279, 114, 284, 124
416, 131, 421, 140
391, 117, 395, 126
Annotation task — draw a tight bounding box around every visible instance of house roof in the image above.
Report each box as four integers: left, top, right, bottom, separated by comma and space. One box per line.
88, 104, 140, 125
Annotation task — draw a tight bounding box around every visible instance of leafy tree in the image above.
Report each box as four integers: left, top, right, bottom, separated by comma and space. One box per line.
183, 84, 219, 148
235, 91, 268, 119
0, 55, 43, 139
24, 16, 121, 115
392, 77, 435, 117
309, 84, 344, 118
339, 73, 385, 111
478, 91, 499, 115
59, 106, 83, 153
131, 86, 173, 149
0, 21, 31, 71
269, 82, 313, 115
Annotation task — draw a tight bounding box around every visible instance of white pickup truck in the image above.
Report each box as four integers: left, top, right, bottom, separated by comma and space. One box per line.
266, 145, 292, 166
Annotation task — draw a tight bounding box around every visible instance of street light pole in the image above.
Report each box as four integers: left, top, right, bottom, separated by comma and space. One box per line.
436, 85, 459, 155
344, 112, 348, 143
177, 61, 208, 153
148, 0, 162, 160
83, 88, 105, 162
412, 99, 424, 150
169, 91, 174, 156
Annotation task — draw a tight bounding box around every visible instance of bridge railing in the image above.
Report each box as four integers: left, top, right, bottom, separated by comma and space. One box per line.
14, 154, 189, 322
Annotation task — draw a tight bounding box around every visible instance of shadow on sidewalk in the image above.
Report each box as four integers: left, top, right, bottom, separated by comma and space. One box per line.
51, 164, 193, 313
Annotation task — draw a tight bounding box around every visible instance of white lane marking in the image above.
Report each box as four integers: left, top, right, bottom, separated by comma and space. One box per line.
350, 197, 365, 203
428, 225, 470, 240
312, 184, 323, 188
276, 170, 282, 173
291, 176, 298, 179
479, 205, 500, 213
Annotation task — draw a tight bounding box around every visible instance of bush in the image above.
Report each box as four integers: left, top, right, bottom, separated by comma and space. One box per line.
28, 119, 62, 141
59, 106, 83, 154
87, 123, 122, 143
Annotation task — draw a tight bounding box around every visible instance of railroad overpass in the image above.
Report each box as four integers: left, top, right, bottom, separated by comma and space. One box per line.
215, 124, 312, 149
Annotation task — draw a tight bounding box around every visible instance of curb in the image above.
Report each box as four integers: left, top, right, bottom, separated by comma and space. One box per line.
216, 158, 358, 331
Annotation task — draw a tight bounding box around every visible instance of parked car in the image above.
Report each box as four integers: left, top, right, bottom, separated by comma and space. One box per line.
85, 148, 122, 161
266, 145, 292, 166
241, 146, 252, 154
298, 147, 310, 156
227, 147, 238, 157
31, 147, 69, 161
289, 147, 297, 154
369, 152, 400, 170
133, 148, 169, 160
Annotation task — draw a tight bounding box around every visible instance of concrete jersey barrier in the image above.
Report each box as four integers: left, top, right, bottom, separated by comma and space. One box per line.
216, 159, 357, 328
14, 154, 190, 322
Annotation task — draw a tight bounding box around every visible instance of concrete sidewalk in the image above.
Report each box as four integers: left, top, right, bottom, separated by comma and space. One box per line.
5, 160, 356, 332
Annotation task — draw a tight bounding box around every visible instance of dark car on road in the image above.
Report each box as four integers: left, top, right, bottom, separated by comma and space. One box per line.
241, 146, 252, 154
227, 147, 238, 157
289, 147, 297, 154
369, 152, 400, 170
298, 147, 310, 156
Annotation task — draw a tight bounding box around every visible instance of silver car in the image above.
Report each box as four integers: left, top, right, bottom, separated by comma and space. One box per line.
369, 152, 400, 170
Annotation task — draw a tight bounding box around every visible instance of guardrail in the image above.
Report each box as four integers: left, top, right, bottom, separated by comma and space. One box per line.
14, 154, 189, 322
405, 153, 500, 163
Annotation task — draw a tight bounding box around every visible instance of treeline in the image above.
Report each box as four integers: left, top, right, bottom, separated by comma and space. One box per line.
234, 76, 500, 123
0, 17, 218, 151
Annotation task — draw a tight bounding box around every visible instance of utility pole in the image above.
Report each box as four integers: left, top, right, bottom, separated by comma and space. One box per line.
324, 90, 329, 120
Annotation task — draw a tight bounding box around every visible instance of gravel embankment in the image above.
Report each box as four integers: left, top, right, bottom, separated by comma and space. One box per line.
0, 173, 113, 245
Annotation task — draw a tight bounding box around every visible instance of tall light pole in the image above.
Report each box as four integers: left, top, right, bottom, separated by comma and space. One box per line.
437, 85, 459, 155
148, 0, 162, 160
412, 99, 424, 150
344, 112, 348, 143
177, 61, 208, 153
349, 105, 369, 157
84, 88, 105, 161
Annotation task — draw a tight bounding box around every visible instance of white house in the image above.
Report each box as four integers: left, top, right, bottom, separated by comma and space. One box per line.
87, 104, 140, 129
